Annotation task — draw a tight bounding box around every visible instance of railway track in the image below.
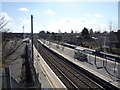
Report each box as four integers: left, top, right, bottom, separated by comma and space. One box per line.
34, 39, 119, 89
39, 47, 78, 89
34, 40, 104, 89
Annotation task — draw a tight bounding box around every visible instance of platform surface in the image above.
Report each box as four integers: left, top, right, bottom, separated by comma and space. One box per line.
34, 45, 66, 89
34, 47, 53, 88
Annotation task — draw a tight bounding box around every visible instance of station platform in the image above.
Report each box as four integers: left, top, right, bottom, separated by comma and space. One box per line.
33, 45, 66, 89
34, 46, 52, 88
38, 39, 120, 89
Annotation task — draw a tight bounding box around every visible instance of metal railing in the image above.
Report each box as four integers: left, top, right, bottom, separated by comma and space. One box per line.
2, 67, 21, 89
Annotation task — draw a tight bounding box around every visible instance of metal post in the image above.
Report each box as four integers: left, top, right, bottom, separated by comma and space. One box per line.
88, 54, 90, 64
5, 67, 11, 89
31, 15, 34, 61
76, 35, 77, 47
25, 44, 33, 86
103, 37, 107, 68
23, 26, 24, 39
94, 52, 103, 69
113, 59, 116, 74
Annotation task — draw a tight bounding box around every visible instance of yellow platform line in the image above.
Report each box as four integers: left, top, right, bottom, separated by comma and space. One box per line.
34, 45, 54, 88
38, 61, 54, 88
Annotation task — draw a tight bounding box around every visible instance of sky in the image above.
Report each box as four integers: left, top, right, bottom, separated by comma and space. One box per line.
0, 1, 119, 33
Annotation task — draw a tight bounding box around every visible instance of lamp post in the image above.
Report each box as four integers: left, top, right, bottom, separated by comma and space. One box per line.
31, 15, 34, 61
23, 26, 24, 39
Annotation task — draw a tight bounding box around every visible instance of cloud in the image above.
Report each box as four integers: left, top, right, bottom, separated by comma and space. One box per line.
85, 13, 92, 16
17, 17, 37, 33
19, 8, 30, 11
44, 9, 53, 15
85, 13, 103, 18
42, 17, 97, 33
34, 10, 37, 12
6, 20, 34, 33
19, 17, 30, 24
94, 14, 103, 18
42, 16, 109, 33
0, 12, 13, 21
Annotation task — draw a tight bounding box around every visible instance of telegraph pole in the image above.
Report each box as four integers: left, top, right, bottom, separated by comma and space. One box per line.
31, 15, 34, 61
23, 26, 24, 39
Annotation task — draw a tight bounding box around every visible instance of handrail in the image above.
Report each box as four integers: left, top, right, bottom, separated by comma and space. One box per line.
2, 67, 21, 89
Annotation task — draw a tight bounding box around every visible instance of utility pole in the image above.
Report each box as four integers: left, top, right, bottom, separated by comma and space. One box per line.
31, 15, 34, 61
23, 26, 24, 39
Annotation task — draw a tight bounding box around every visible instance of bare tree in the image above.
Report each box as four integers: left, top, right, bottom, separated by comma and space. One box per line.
2, 40, 22, 66
109, 20, 113, 32
108, 20, 118, 48
108, 20, 117, 32
0, 15, 9, 32
58, 29, 61, 33
0, 15, 20, 66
